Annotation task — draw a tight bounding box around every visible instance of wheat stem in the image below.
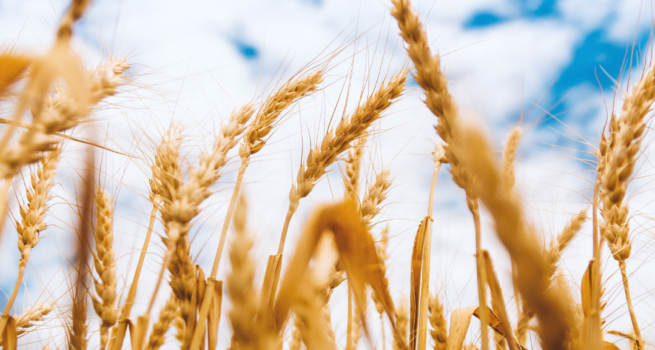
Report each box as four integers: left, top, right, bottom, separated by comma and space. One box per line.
210, 157, 248, 278
619, 260, 643, 349
417, 144, 444, 350
119, 203, 159, 320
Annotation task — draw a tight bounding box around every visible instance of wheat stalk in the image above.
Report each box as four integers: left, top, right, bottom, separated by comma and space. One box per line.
416, 144, 446, 350
390, 2, 490, 347
91, 187, 118, 350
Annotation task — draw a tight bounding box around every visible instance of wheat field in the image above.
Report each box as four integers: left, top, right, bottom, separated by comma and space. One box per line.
0, 0, 654, 349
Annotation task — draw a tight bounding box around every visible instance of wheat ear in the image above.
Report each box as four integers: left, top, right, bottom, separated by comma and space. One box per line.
2, 145, 62, 321
502, 126, 522, 190
515, 208, 586, 344
344, 135, 367, 200
91, 187, 118, 350
283, 71, 406, 251
173, 309, 185, 344
360, 168, 392, 227
227, 196, 260, 349
428, 293, 447, 350
393, 299, 409, 350
546, 209, 587, 277
145, 292, 178, 350
290, 315, 302, 350
157, 106, 252, 331
0, 301, 56, 343
258, 71, 405, 323
208, 71, 323, 285
107, 123, 185, 350
68, 287, 88, 350
598, 64, 655, 350
501, 127, 523, 323
372, 225, 390, 344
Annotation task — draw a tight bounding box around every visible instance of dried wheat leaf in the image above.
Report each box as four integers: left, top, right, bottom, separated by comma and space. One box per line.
1, 316, 16, 350
410, 218, 429, 349
581, 260, 594, 317
131, 315, 149, 350
446, 307, 477, 350
259, 253, 282, 324
273, 201, 397, 344
483, 251, 520, 350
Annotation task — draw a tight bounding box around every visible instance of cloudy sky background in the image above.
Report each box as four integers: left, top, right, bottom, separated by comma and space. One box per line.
1, 0, 655, 348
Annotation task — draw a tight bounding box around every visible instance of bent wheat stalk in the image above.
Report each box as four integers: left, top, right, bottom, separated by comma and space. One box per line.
192, 73, 325, 350
261, 71, 406, 322
108, 123, 184, 350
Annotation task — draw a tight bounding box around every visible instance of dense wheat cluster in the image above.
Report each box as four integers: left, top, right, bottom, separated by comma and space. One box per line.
1, 0, 655, 350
